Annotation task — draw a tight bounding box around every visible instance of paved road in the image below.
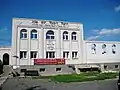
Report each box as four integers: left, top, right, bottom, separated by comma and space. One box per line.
1, 78, 119, 90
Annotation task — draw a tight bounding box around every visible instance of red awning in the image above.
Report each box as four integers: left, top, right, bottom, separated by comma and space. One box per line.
34, 58, 65, 65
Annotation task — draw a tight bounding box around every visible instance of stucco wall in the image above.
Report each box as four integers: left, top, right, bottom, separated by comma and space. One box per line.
84, 41, 120, 64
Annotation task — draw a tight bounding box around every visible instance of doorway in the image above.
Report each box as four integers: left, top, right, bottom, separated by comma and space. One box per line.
3, 53, 9, 65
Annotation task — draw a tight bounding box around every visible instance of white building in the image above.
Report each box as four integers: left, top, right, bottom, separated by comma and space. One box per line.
0, 18, 120, 75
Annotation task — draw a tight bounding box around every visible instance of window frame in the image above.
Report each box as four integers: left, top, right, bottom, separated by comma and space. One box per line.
63, 31, 69, 40
72, 51, 78, 59
91, 44, 96, 54
20, 51, 27, 59
31, 29, 38, 39
39, 68, 46, 72
102, 44, 107, 54
30, 51, 37, 59
46, 51, 55, 58
112, 44, 116, 54
56, 68, 62, 72
20, 29, 27, 39
63, 51, 69, 58
46, 30, 55, 40
115, 65, 119, 69
71, 32, 77, 40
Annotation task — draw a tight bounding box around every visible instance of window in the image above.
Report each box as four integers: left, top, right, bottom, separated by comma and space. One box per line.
91, 44, 96, 54
104, 65, 107, 70
46, 52, 55, 58
20, 51, 27, 59
63, 52, 69, 58
112, 44, 116, 54
31, 29, 37, 39
39, 68, 45, 72
20, 69, 27, 73
63, 31, 68, 40
72, 52, 78, 59
102, 44, 106, 54
30, 51, 37, 58
20, 29, 27, 39
115, 65, 119, 69
46, 30, 55, 40
71, 32, 77, 40
56, 68, 62, 72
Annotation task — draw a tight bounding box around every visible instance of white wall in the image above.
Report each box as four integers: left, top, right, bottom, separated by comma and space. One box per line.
11, 18, 83, 65
84, 41, 120, 64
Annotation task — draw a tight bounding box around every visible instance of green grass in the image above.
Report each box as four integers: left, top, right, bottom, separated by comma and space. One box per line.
32, 72, 119, 83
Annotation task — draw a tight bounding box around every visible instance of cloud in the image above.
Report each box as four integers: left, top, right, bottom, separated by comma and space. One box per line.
115, 5, 120, 12
98, 28, 120, 35
87, 36, 101, 40
87, 28, 120, 40
0, 27, 8, 32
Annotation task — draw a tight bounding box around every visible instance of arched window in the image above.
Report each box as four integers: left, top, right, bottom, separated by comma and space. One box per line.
91, 44, 96, 54
31, 29, 37, 39
112, 44, 116, 54
63, 31, 68, 40
102, 44, 106, 54
20, 29, 27, 39
71, 32, 77, 40
46, 30, 54, 40
112, 44, 116, 47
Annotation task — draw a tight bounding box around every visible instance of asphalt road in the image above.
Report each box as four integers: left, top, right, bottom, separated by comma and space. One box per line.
0, 78, 119, 90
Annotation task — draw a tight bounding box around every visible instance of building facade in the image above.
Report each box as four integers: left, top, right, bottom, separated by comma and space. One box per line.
11, 18, 83, 65
0, 18, 120, 75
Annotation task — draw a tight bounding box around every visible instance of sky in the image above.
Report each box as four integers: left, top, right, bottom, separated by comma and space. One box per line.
0, 0, 120, 46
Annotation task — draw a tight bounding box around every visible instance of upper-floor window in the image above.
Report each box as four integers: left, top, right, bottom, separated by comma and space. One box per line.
112, 44, 116, 54
63, 31, 68, 40
71, 32, 77, 40
91, 44, 96, 54
46, 30, 55, 40
20, 29, 27, 39
102, 44, 106, 54
31, 29, 37, 39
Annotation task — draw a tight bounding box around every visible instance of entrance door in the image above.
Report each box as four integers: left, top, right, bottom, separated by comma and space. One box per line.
3, 53, 9, 65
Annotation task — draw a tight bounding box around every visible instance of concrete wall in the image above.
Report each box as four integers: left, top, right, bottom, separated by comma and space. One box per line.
16, 65, 75, 76
84, 41, 120, 64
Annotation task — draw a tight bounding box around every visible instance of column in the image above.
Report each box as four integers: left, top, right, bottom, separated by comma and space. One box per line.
17, 27, 20, 66
28, 28, 31, 65
56, 28, 61, 58
39, 28, 44, 58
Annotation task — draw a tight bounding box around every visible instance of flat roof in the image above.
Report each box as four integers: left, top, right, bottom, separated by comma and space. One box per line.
13, 17, 83, 25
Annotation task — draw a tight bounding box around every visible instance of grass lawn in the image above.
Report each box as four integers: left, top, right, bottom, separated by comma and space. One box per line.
33, 72, 119, 83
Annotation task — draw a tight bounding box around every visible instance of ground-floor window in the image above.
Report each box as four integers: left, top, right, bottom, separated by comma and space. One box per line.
20, 69, 27, 73
46, 51, 55, 58
72, 52, 78, 59
39, 68, 46, 72
30, 51, 37, 58
104, 65, 108, 70
63, 51, 69, 58
20, 51, 27, 59
56, 68, 62, 72
115, 65, 119, 69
